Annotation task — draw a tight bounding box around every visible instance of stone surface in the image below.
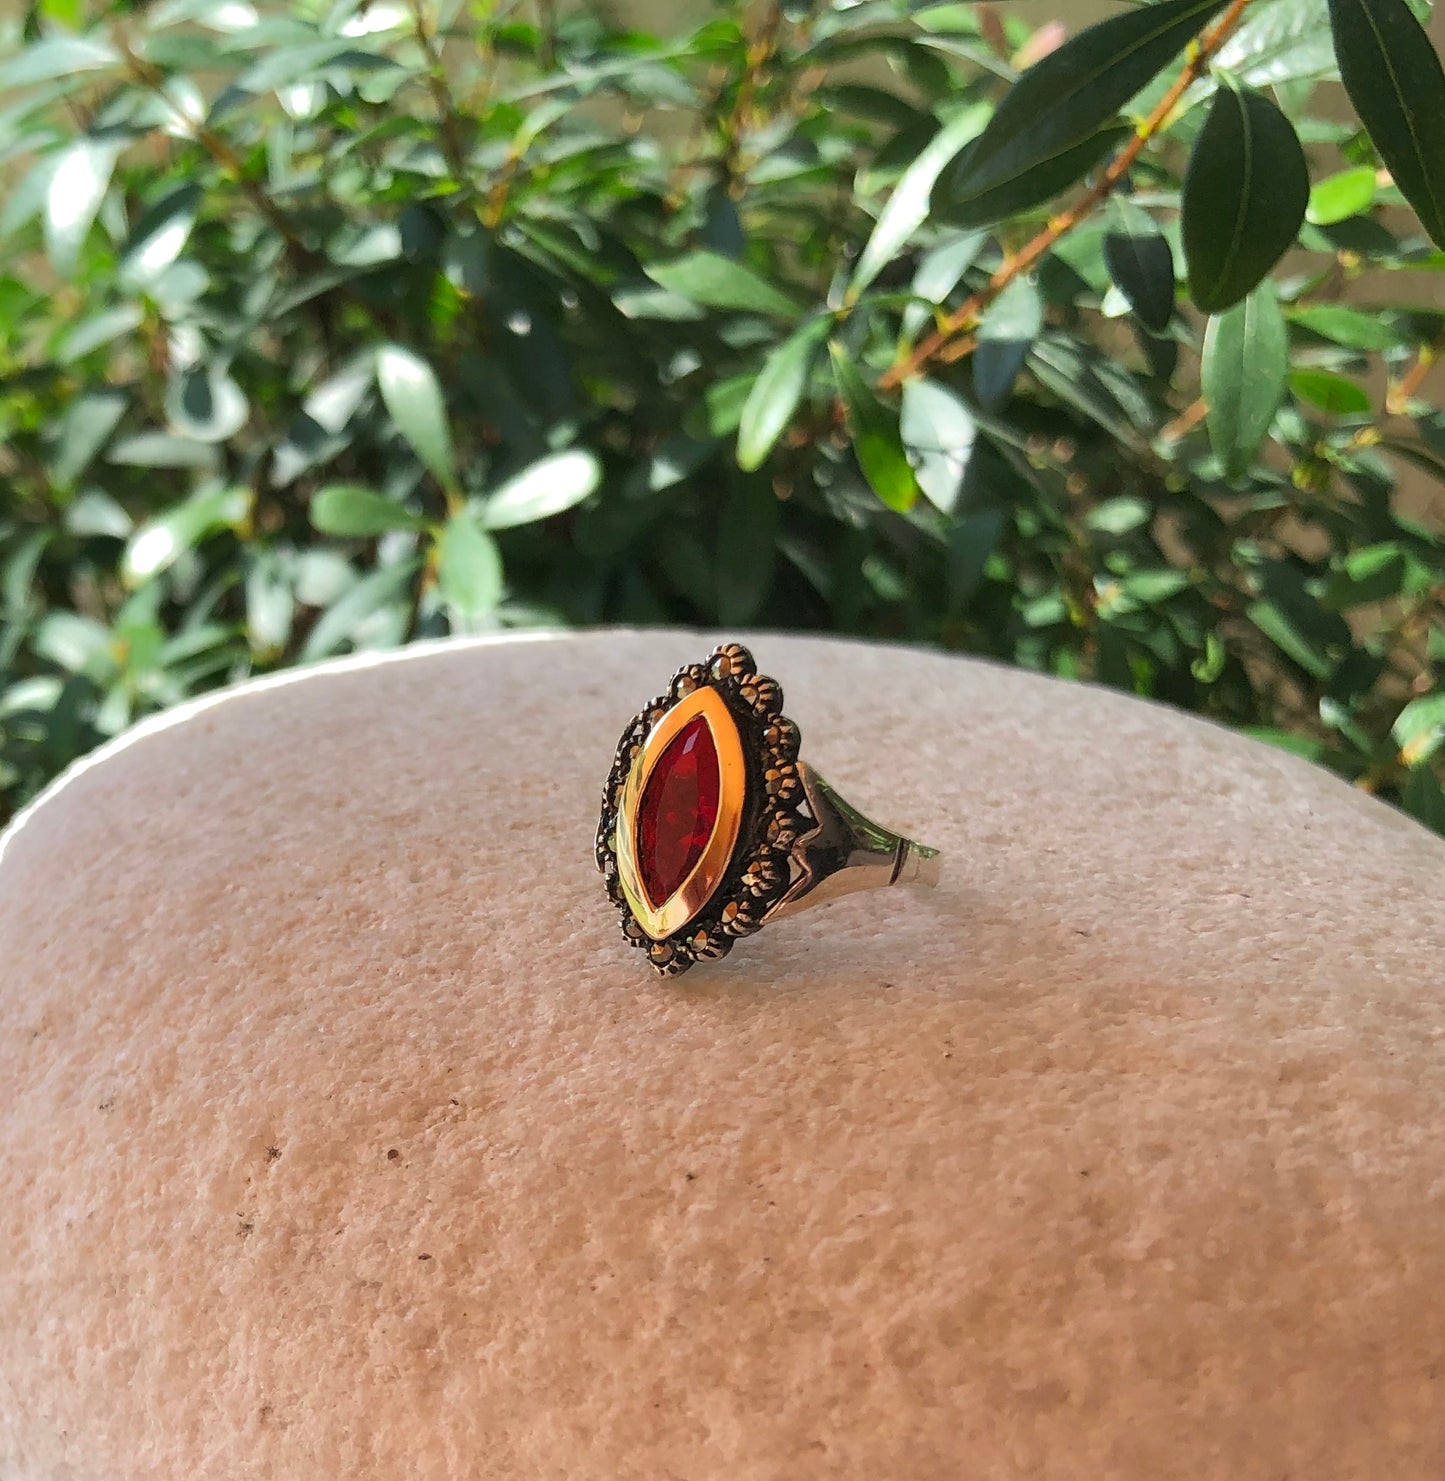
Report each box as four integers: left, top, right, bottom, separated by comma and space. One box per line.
1, 629, 1444, 1480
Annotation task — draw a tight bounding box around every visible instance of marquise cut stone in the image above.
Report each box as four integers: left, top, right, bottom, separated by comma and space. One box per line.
638, 715, 719, 906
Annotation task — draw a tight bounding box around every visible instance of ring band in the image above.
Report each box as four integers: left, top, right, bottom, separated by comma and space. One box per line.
596, 643, 940, 976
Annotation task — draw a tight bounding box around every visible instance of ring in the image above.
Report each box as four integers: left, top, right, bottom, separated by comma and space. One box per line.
595, 642, 941, 976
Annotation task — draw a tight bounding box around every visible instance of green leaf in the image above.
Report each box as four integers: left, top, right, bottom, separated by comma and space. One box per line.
1209, 0, 1339, 93
900, 378, 976, 513
903, 230, 987, 340
122, 486, 251, 584
1248, 598, 1332, 678
437, 515, 503, 619
120, 184, 200, 289
1400, 764, 1445, 835
935, 125, 1129, 229
829, 342, 920, 512
480, 449, 602, 529
0, 34, 117, 88
1102, 210, 1176, 333
716, 476, 779, 623
1323, 543, 1407, 608
57, 304, 143, 364
1182, 81, 1308, 313
1287, 303, 1404, 352
300, 560, 419, 662
376, 344, 456, 490
310, 486, 425, 537
44, 139, 121, 278
107, 431, 217, 468
974, 275, 1043, 409
1120, 568, 1190, 604
50, 390, 126, 492
1327, 0, 1445, 248
165, 365, 249, 443
31, 612, 112, 674
1306, 166, 1378, 226
697, 374, 753, 438
1202, 282, 1288, 478
737, 317, 830, 472
848, 103, 988, 300
245, 551, 294, 656
946, 506, 1005, 610
1393, 694, 1445, 764
646, 251, 804, 317
1289, 368, 1371, 416
1245, 727, 1331, 762
1085, 496, 1152, 535
940, 0, 1227, 208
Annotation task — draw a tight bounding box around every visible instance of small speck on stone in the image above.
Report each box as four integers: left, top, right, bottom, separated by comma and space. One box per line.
387, 1148, 400, 1161
418, 1253, 432, 1261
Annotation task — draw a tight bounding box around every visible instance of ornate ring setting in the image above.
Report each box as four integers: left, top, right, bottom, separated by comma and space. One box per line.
595, 643, 941, 976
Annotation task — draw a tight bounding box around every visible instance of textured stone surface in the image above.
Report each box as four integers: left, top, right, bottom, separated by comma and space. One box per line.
2, 629, 1444, 1480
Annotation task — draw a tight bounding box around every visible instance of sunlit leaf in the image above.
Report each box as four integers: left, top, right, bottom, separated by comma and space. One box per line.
376, 344, 456, 490
480, 449, 602, 529
1393, 694, 1445, 764
123, 486, 252, 584
849, 103, 988, 299
1306, 166, 1378, 226
437, 515, 503, 619
900, 377, 976, 513
1208, 0, 1339, 93
44, 139, 121, 277
0, 33, 117, 88
737, 317, 831, 472
829, 342, 920, 512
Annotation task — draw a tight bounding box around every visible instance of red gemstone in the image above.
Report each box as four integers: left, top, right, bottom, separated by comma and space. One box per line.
638, 715, 720, 906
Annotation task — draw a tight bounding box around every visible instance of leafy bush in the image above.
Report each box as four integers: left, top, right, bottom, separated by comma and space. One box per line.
1, 0, 1443, 833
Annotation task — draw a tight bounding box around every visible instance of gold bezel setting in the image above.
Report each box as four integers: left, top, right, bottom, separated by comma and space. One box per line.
615, 686, 747, 940
596, 642, 806, 976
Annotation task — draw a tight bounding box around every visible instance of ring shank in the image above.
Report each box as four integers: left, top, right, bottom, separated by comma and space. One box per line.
763, 763, 940, 923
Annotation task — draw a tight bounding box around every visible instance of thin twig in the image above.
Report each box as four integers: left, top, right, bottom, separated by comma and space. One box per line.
407, 0, 470, 187
1160, 396, 1209, 444
117, 37, 315, 265
1386, 325, 1445, 415
720, 1, 784, 196
879, 0, 1253, 393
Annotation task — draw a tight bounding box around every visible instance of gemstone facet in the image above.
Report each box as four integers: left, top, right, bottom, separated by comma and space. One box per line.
637, 715, 720, 906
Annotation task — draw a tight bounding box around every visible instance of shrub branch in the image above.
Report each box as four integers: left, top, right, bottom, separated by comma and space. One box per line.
878, 0, 1253, 394
407, 0, 470, 187
721, 2, 785, 195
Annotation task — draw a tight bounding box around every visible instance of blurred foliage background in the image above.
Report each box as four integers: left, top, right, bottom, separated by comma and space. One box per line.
1, 0, 1443, 833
